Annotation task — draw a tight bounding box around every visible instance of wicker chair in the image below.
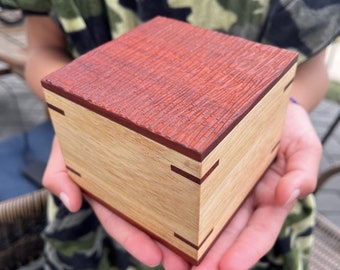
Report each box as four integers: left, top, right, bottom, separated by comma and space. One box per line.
0, 186, 339, 269
310, 213, 340, 270
0, 23, 338, 269
0, 189, 48, 269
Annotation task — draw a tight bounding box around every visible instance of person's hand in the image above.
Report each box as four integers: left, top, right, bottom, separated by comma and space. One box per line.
43, 137, 190, 269
43, 101, 322, 270
191, 101, 322, 270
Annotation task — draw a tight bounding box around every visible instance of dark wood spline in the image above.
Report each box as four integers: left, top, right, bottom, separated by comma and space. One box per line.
47, 102, 65, 116
271, 140, 280, 153
174, 228, 214, 250
66, 165, 81, 177
170, 160, 219, 184
284, 78, 294, 92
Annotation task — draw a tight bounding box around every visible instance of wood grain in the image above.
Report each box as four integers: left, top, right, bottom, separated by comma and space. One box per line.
42, 16, 297, 161
44, 89, 202, 260
42, 16, 298, 263
43, 62, 296, 263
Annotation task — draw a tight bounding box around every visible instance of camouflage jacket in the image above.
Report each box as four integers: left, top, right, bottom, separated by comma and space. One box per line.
0, 1, 337, 269
1, 0, 340, 62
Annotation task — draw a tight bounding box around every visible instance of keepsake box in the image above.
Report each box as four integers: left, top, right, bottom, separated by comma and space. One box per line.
42, 17, 297, 264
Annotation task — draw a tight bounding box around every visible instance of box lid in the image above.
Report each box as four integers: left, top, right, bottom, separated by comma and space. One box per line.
42, 16, 297, 161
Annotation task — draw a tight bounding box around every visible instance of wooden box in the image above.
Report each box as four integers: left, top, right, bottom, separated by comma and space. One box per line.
42, 17, 298, 264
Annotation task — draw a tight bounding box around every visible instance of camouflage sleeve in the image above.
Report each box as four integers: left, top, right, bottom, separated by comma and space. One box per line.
0, 0, 51, 14
42, 193, 165, 269
252, 195, 316, 270
262, 0, 340, 62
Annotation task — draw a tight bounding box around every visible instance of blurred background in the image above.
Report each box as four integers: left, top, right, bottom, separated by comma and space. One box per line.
0, 7, 339, 269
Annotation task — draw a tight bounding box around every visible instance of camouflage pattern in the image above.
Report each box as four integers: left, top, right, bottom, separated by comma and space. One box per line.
0, 0, 338, 269
252, 195, 316, 270
43, 194, 165, 269
42, 193, 316, 270
1, 0, 339, 59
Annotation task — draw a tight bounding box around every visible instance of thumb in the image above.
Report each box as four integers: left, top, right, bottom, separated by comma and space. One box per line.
275, 139, 321, 206
43, 136, 83, 212
275, 104, 322, 206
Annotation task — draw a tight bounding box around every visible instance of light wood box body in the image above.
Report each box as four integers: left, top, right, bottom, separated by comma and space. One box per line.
42, 17, 297, 264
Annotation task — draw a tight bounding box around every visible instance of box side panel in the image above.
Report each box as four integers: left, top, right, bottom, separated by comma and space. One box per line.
196, 64, 297, 258
44, 90, 204, 261
42, 17, 298, 162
